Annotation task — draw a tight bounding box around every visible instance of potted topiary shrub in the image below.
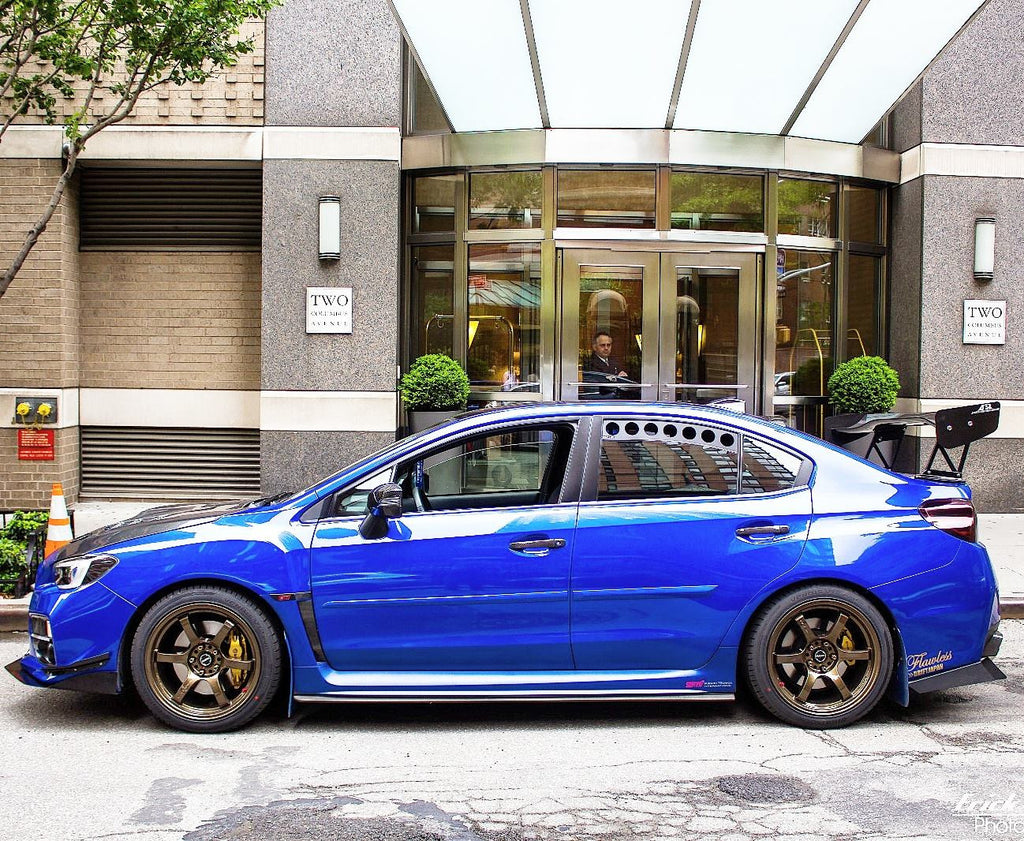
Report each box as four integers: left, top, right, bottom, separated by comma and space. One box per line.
399, 353, 471, 433
824, 356, 901, 462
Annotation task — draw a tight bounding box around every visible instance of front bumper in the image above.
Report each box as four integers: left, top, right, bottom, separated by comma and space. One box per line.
5, 581, 134, 695
6, 654, 119, 694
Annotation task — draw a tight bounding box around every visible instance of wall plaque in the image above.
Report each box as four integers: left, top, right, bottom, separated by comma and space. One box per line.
963, 299, 1006, 345
18, 428, 55, 461
306, 287, 353, 334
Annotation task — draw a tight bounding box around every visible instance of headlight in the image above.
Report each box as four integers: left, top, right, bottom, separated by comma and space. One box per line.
53, 554, 119, 590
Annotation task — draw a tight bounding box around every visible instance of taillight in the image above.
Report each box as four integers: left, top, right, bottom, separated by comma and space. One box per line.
919, 498, 977, 542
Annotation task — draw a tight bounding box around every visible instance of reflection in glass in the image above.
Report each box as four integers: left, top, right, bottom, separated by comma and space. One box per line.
469, 171, 542, 230
775, 250, 833, 398
847, 255, 879, 358
773, 403, 828, 437
409, 58, 448, 135
413, 174, 458, 233
557, 170, 656, 229
410, 428, 557, 497
740, 438, 800, 494
578, 265, 643, 399
411, 244, 454, 359
846, 185, 881, 244
673, 268, 740, 405
778, 178, 836, 238
467, 243, 541, 392
670, 172, 764, 232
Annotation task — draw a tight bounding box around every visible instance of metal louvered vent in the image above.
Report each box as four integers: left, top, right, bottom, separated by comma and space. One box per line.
80, 427, 261, 500
79, 167, 262, 250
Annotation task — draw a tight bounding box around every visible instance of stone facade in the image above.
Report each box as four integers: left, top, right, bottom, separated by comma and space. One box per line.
0, 158, 80, 508
889, 0, 1024, 511
7, 21, 265, 127
80, 252, 261, 390
0, 159, 79, 388
0, 427, 78, 510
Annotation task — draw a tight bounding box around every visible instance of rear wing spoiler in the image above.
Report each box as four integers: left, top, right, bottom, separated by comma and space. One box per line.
920, 401, 1000, 482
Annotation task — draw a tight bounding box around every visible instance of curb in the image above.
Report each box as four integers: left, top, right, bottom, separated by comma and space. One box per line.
3, 597, 1024, 632
0, 600, 30, 633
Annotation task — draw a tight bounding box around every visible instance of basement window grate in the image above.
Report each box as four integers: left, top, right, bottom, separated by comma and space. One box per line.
79, 167, 262, 250
80, 426, 261, 500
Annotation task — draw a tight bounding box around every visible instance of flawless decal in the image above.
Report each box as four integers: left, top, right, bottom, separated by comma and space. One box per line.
907, 649, 953, 677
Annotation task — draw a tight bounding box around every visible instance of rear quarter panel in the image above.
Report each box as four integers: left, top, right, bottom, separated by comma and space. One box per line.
719, 440, 995, 678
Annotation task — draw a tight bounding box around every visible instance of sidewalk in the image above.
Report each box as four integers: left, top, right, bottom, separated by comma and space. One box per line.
2, 504, 1023, 632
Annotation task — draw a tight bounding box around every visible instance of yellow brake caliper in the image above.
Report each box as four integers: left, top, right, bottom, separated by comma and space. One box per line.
840, 632, 856, 659
227, 631, 247, 688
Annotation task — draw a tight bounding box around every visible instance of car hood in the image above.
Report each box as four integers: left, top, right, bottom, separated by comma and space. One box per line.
59, 500, 256, 559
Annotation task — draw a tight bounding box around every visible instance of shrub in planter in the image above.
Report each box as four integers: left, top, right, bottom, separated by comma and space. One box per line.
399, 355, 470, 433
0, 510, 48, 596
825, 357, 901, 465
827, 356, 900, 414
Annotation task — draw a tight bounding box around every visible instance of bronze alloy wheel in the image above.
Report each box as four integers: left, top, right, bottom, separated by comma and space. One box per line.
745, 586, 893, 728
132, 586, 280, 732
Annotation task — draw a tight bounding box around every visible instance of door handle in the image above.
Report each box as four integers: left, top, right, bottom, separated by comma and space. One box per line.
509, 538, 567, 552
735, 524, 790, 539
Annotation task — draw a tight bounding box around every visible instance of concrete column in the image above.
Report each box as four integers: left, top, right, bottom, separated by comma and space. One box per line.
892, 0, 1024, 511
260, 0, 403, 493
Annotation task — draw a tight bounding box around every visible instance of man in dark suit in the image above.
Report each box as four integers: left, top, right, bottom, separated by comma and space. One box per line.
583, 331, 632, 398
585, 331, 627, 378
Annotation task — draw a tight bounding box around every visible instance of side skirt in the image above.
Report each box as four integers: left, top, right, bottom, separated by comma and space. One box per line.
294, 690, 735, 704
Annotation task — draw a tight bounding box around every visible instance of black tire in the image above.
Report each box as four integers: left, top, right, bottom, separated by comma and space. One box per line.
744, 585, 893, 729
130, 585, 281, 733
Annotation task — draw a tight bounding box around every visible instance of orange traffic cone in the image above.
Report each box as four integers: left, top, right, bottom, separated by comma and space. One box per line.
44, 482, 74, 558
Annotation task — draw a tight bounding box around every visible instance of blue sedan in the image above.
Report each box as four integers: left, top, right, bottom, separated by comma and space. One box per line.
7, 402, 1005, 732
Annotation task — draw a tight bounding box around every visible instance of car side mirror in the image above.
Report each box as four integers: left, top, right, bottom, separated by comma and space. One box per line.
358, 483, 403, 539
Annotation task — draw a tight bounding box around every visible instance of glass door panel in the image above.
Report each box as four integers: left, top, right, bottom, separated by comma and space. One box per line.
468, 243, 541, 395
559, 250, 758, 410
560, 250, 660, 402
659, 253, 758, 411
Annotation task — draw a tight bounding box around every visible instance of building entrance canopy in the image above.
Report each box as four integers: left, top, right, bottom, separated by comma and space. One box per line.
391, 0, 985, 143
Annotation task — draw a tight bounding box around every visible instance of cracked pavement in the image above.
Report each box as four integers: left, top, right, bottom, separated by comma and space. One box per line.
1, 622, 1021, 841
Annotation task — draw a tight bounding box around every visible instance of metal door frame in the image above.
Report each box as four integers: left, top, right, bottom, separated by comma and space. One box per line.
559, 249, 661, 402
558, 247, 761, 410
658, 251, 760, 412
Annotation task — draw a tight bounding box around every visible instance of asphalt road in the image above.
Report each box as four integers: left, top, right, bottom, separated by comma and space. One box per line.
1, 623, 1021, 841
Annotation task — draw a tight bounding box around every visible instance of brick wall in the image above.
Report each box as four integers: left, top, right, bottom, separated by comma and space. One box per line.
79, 252, 261, 389
0, 427, 78, 510
0, 159, 79, 388
9, 20, 264, 127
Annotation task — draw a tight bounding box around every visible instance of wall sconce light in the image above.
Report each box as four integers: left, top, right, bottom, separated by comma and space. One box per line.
974, 217, 995, 282
318, 196, 341, 261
